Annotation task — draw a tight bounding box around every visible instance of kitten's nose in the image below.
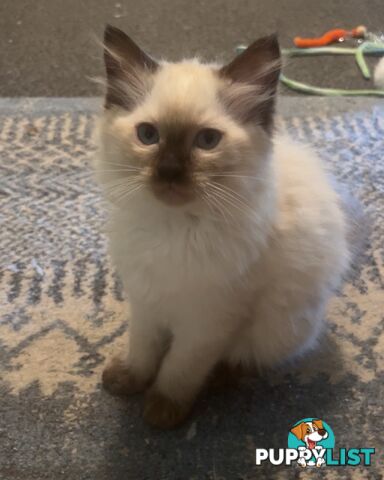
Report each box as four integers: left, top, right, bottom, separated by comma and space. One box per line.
157, 154, 185, 182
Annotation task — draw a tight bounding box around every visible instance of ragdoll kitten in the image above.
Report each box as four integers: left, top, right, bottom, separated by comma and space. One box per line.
96, 25, 350, 428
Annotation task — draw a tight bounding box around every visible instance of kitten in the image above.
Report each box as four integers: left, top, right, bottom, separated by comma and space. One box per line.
96, 25, 350, 428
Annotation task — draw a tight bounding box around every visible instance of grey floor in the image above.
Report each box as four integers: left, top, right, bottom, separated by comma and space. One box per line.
1, 0, 383, 96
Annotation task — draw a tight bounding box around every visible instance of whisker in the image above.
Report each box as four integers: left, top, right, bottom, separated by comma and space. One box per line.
204, 184, 249, 224
110, 182, 143, 204
208, 182, 253, 212
51, 164, 142, 182
212, 180, 255, 204
103, 176, 142, 196
203, 191, 233, 226
100, 162, 141, 170
200, 193, 222, 223
103, 177, 142, 189
205, 185, 255, 220
204, 169, 260, 175
206, 174, 265, 182
116, 184, 144, 203
95, 169, 143, 175
105, 185, 141, 201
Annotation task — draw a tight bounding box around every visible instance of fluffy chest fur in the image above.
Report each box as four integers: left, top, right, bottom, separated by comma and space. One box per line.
108, 194, 272, 304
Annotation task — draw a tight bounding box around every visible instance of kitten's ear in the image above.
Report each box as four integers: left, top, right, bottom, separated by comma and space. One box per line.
220, 35, 281, 131
103, 25, 158, 110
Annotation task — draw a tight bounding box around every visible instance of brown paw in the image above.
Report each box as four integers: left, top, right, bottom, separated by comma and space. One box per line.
102, 357, 148, 397
143, 389, 192, 429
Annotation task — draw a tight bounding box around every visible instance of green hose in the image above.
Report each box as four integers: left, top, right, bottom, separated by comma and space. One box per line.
236, 43, 384, 96
279, 73, 384, 96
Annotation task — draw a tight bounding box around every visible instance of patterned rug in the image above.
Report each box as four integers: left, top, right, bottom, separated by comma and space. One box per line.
0, 98, 383, 480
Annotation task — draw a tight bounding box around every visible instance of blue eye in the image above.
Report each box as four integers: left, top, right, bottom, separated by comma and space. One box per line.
195, 128, 222, 150
137, 123, 159, 145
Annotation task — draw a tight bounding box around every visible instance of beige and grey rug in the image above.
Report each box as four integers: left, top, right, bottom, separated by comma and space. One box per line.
0, 98, 383, 480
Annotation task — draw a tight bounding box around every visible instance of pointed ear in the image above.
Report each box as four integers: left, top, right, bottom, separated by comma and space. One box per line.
290, 423, 305, 440
103, 25, 158, 110
219, 35, 281, 131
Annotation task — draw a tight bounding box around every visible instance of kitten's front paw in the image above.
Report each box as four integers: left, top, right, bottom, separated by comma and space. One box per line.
143, 389, 192, 429
102, 357, 148, 397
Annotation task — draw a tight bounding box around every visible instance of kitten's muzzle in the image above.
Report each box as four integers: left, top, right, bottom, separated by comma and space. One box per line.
155, 153, 186, 183
151, 154, 194, 205
151, 180, 195, 205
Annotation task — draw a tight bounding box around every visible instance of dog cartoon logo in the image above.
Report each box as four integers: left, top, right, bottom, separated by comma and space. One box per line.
288, 418, 334, 468
256, 418, 374, 468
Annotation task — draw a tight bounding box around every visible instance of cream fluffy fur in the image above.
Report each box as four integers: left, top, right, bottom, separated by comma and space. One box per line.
96, 60, 350, 408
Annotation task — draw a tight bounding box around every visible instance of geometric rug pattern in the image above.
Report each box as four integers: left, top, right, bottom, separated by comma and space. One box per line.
0, 100, 383, 479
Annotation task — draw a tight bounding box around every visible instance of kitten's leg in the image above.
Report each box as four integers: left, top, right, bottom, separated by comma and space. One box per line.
143, 320, 233, 429
103, 305, 165, 396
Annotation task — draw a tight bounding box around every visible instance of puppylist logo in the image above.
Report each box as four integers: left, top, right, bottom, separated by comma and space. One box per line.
288, 418, 334, 467
255, 418, 375, 468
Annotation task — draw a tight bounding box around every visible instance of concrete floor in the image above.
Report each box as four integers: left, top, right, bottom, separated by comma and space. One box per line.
0, 0, 383, 96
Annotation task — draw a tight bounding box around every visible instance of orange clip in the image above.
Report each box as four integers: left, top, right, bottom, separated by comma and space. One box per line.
294, 25, 366, 48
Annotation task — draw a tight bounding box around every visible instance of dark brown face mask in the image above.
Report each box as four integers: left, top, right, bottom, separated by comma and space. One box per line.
155, 133, 190, 184
146, 123, 197, 206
